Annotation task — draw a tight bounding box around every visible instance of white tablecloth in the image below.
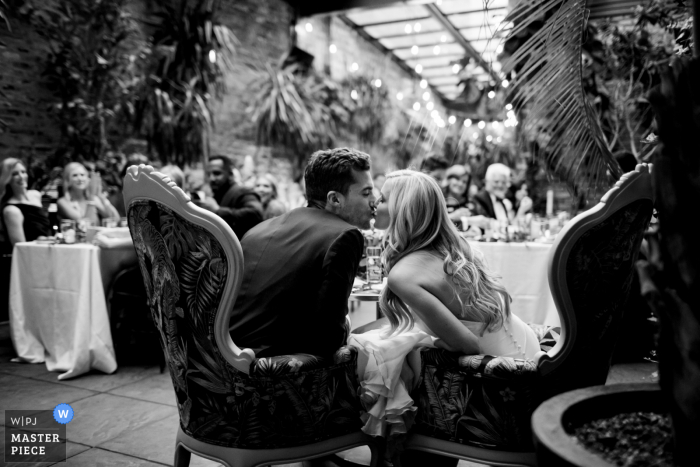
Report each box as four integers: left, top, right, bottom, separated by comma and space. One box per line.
471, 241, 559, 326
9, 242, 118, 380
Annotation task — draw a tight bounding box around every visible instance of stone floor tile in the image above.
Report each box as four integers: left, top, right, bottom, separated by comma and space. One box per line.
0, 359, 55, 379
0, 425, 91, 467
99, 414, 223, 467
51, 447, 166, 466
108, 371, 176, 406
0, 374, 95, 425
65, 393, 176, 447
32, 365, 159, 393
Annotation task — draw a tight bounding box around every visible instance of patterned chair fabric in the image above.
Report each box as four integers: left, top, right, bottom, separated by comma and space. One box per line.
412, 326, 560, 451
128, 199, 363, 449
410, 198, 652, 452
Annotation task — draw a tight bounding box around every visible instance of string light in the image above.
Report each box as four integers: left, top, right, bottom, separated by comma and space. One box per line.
472, 132, 479, 139
433, 45, 440, 55
374, 79, 382, 88
440, 35, 447, 43
496, 44, 504, 54
478, 120, 486, 129
350, 62, 359, 72
506, 103, 513, 110
420, 79, 428, 89
411, 45, 419, 55
413, 102, 421, 111
351, 90, 358, 100
422, 91, 431, 101
415, 64, 423, 73
405, 24, 412, 34
488, 91, 496, 99
426, 101, 434, 110
431, 110, 439, 118
208, 50, 216, 63
329, 44, 337, 54
502, 79, 509, 88
486, 135, 493, 142
396, 92, 404, 100
497, 136, 502, 142
448, 115, 456, 125
414, 22, 421, 32
464, 118, 472, 127
437, 120, 445, 128
452, 64, 460, 74
305, 22, 313, 32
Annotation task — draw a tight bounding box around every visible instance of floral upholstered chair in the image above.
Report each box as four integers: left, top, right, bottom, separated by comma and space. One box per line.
404, 164, 654, 466
123, 165, 380, 467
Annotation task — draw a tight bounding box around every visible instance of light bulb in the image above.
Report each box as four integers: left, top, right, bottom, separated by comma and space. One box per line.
305, 22, 313, 32
420, 79, 428, 89
411, 45, 419, 55
506, 103, 513, 110
351, 62, 359, 72
414, 22, 421, 32
208, 50, 216, 63
413, 102, 421, 111
422, 91, 430, 101
452, 64, 460, 74
472, 132, 479, 139
375, 79, 382, 88
350, 90, 358, 100
426, 101, 434, 110
415, 64, 423, 73
464, 118, 472, 127
502, 79, 509, 88
488, 91, 496, 99
448, 115, 456, 124
478, 121, 486, 129
486, 135, 493, 142
433, 45, 440, 55
431, 110, 438, 118
329, 44, 337, 54
405, 24, 412, 34
396, 92, 404, 101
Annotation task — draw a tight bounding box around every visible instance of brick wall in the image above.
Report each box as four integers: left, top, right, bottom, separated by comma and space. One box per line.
0, 20, 59, 160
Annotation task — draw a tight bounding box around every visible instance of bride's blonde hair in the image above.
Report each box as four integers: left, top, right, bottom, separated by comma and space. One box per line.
379, 170, 511, 336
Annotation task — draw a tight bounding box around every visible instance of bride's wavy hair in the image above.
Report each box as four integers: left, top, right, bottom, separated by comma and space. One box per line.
379, 170, 511, 336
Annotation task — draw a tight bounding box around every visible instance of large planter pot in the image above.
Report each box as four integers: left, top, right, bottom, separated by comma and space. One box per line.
532, 383, 664, 467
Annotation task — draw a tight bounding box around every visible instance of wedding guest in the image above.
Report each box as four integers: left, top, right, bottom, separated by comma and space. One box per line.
253, 173, 287, 220
350, 170, 538, 465
1, 158, 50, 248
419, 154, 449, 187
472, 163, 514, 221
509, 181, 533, 217
192, 155, 263, 240
442, 164, 490, 231
57, 162, 120, 225
229, 147, 377, 358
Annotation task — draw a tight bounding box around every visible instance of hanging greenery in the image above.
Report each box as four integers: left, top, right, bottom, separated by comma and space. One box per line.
19, 0, 139, 163
248, 55, 348, 169
133, 0, 237, 167
338, 75, 391, 146
501, 0, 621, 195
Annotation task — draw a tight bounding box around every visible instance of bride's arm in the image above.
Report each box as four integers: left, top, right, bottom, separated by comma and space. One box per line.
387, 267, 480, 355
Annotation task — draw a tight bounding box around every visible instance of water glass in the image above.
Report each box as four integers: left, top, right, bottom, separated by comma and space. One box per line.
102, 217, 118, 228
366, 246, 383, 284
60, 220, 76, 244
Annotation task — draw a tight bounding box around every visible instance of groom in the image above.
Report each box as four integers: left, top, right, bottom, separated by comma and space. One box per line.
229, 148, 377, 358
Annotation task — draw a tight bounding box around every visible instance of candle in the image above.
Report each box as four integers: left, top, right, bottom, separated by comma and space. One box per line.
546, 189, 554, 216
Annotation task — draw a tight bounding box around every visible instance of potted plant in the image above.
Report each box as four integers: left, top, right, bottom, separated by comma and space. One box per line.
519, 0, 699, 465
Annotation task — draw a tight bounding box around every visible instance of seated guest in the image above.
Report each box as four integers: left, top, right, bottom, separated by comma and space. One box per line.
350, 170, 538, 450
253, 173, 287, 220
472, 163, 514, 222
229, 147, 376, 358
193, 155, 263, 240
508, 180, 533, 218
1, 158, 50, 248
419, 154, 449, 187
443, 164, 490, 231
57, 162, 120, 225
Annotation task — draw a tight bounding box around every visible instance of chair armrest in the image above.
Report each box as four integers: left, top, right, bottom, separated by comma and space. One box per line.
419, 348, 539, 381
250, 345, 358, 376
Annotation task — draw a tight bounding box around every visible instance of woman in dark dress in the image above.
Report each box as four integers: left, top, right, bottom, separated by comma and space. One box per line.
0, 158, 50, 249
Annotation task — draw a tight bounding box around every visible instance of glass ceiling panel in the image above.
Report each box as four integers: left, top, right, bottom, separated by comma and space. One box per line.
429, 76, 461, 86
379, 32, 453, 49
364, 17, 443, 37
438, 0, 509, 16
420, 66, 455, 78
393, 42, 464, 59
405, 55, 462, 68
345, 5, 428, 26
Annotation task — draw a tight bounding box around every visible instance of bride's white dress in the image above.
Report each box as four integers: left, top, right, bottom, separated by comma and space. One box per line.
347, 313, 539, 438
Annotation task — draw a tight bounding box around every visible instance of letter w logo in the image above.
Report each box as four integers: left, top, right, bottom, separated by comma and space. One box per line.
58, 410, 69, 418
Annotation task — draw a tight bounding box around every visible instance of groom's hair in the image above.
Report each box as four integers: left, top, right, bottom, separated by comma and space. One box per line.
304, 148, 371, 204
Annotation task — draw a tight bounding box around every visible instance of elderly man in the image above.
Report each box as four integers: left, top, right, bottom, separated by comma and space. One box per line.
473, 162, 531, 222
193, 155, 264, 239
229, 148, 377, 358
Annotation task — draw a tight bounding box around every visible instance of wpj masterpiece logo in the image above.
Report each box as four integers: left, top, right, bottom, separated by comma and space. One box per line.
4, 404, 73, 463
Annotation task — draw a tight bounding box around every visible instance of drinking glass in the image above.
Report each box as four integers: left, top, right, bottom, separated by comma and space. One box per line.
60, 220, 76, 244
102, 217, 118, 228
366, 246, 383, 285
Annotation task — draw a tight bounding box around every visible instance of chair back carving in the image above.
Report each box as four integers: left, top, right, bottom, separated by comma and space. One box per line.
123, 165, 363, 449
542, 164, 654, 390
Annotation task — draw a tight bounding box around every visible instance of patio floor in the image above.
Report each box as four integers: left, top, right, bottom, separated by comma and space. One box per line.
0, 322, 658, 467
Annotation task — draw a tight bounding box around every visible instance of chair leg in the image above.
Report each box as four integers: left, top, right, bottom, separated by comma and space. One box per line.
174, 443, 191, 467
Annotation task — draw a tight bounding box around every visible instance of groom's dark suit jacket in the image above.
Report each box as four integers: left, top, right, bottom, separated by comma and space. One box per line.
229, 207, 363, 358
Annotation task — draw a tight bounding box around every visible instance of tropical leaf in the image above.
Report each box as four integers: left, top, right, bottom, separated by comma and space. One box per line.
278, 378, 317, 436
180, 246, 224, 327
160, 212, 197, 260
422, 367, 455, 434
502, 0, 622, 194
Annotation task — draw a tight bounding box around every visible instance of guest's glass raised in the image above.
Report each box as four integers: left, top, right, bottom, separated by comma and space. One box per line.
60, 220, 76, 244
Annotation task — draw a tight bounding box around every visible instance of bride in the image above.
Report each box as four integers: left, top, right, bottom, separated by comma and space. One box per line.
349, 169, 538, 441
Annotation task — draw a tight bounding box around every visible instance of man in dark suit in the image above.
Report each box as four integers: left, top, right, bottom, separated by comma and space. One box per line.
229, 148, 376, 358
472, 162, 514, 221
194, 155, 264, 239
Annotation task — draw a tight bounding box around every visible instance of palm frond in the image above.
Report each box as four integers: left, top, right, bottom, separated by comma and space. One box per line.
502, 0, 622, 194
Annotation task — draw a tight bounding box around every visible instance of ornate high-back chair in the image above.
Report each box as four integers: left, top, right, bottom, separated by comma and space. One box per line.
404, 164, 654, 466
123, 165, 379, 467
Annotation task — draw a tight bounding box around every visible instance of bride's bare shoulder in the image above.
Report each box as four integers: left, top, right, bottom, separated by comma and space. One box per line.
389, 250, 443, 283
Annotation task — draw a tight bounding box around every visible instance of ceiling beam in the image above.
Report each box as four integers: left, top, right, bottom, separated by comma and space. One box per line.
423, 3, 501, 83
288, 0, 434, 18
337, 14, 448, 105
356, 15, 430, 28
